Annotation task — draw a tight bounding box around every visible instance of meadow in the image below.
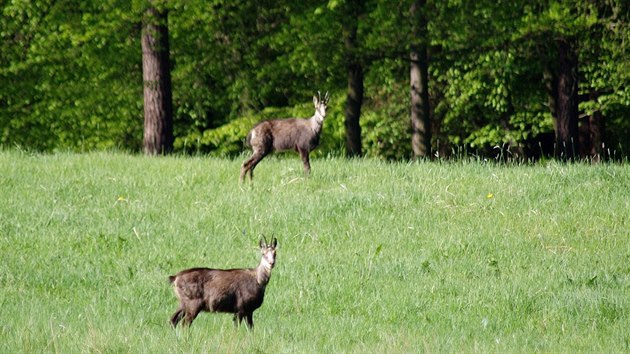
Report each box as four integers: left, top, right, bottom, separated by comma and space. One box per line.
1, 150, 629, 353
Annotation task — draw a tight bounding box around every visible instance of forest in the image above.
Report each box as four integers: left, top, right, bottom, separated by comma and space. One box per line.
1, 0, 628, 161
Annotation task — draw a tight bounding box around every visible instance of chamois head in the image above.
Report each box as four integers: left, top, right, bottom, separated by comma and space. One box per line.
259, 236, 278, 269
313, 91, 330, 122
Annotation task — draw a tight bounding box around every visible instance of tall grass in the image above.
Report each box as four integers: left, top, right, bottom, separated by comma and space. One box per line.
1, 150, 629, 352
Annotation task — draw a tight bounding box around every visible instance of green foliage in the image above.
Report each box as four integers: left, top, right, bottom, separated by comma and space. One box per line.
2, 151, 630, 352
175, 93, 348, 157
362, 108, 412, 160
361, 60, 413, 160
0, 0, 628, 157
174, 108, 284, 156
427, 0, 629, 155
176, 115, 256, 156
0, 0, 144, 151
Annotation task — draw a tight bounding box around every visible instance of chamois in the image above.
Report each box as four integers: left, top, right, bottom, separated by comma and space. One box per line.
240, 91, 330, 182
168, 237, 278, 329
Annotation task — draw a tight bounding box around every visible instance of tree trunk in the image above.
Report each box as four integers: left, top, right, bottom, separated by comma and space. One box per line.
142, 5, 173, 155
588, 107, 603, 160
343, 0, 365, 158
410, 0, 431, 158
579, 91, 603, 161
554, 37, 579, 161
345, 62, 363, 157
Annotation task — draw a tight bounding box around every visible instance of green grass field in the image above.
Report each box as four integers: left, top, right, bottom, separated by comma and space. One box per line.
1, 150, 629, 352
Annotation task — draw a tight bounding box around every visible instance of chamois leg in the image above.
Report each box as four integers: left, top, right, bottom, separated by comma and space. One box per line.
298, 148, 311, 175
245, 313, 254, 329
233, 313, 245, 327
240, 156, 255, 182
247, 151, 268, 181
170, 305, 185, 328
182, 301, 204, 326
233, 312, 253, 329
234, 312, 246, 327
240, 150, 258, 182
240, 150, 268, 182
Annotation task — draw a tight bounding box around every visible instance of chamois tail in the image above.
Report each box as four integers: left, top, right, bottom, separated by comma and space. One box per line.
168, 275, 177, 284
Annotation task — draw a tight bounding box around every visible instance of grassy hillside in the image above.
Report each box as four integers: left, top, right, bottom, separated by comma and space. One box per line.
1, 150, 629, 352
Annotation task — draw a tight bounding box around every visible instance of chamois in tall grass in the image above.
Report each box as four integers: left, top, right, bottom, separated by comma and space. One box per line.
240, 91, 330, 182
168, 237, 278, 328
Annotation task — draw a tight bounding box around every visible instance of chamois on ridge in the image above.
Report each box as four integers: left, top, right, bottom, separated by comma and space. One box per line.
240, 91, 330, 182
168, 237, 278, 328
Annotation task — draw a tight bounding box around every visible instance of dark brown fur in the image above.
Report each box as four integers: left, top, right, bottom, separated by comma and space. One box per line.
240, 92, 329, 182
169, 238, 277, 329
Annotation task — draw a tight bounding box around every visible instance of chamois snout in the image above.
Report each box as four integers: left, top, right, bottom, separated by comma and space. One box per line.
262, 247, 276, 267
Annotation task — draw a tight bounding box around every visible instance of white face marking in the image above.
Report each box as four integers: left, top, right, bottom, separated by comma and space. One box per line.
262, 247, 276, 268
315, 103, 327, 122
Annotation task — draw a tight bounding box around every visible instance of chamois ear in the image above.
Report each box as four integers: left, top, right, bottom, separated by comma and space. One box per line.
271, 238, 278, 248
259, 237, 266, 248
313, 95, 318, 107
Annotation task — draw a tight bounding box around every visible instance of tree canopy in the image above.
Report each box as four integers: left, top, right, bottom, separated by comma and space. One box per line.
1, 0, 628, 160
